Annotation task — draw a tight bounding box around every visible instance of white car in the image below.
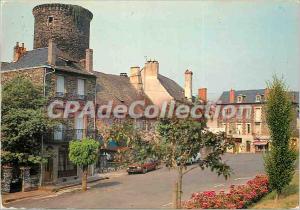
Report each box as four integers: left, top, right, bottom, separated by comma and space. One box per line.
187, 152, 201, 165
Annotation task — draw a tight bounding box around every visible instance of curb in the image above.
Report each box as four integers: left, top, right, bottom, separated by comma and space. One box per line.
3, 176, 109, 204
51, 176, 109, 192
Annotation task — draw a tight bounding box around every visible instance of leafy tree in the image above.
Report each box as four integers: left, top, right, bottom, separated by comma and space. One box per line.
69, 138, 100, 191
264, 76, 297, 200
1, 76, 52, 166
156, 118, 232, 208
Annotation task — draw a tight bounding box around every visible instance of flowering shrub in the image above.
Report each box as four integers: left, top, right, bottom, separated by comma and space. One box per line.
183, 175, 269, 209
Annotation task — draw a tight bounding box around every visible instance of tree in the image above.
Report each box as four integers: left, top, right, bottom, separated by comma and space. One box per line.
1, 76, 52, 166
156, 118, 232, 209
69, 138, 100, 191
264, 76, 297, 200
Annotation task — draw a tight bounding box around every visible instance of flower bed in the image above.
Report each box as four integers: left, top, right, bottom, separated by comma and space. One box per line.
183, 175, 269, 209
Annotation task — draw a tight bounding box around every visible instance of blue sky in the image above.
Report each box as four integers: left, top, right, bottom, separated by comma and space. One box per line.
1, 0, 299, 99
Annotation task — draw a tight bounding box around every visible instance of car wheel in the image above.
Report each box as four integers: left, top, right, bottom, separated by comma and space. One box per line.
142, 168, 147, 174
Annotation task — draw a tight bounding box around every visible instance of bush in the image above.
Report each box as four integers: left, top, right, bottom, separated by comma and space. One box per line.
183, 175, 269, 209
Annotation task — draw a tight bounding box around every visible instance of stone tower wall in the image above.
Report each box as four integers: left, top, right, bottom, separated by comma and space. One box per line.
32, 4, 93, 61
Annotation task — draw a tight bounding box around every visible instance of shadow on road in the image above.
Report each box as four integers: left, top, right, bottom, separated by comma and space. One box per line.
91, 181, 121, 189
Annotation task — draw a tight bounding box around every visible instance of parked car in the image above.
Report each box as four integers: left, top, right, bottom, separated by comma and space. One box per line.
186, 152, 201, 165
127, 159, 160, 174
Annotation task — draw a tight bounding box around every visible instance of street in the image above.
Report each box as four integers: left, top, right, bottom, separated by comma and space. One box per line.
6, 154, 264, 209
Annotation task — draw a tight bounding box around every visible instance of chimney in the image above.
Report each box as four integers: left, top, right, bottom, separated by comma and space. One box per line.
130, 66, 142, 91
120, 73, 128, 77
48, 39, 57, 66
184, 70, 193, 101
85, 49, 93, 72
264, 88, 270, 101
144, 60, 159, 78
198, 88, 207, 103
13, 42, 27, 62
229, 89, 235, 103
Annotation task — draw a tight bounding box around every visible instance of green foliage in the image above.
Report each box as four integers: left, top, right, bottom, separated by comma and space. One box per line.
69, 138, 100, 168
264, 76, 297, 195
1, 76, 52, 165
157, 118, 232, 178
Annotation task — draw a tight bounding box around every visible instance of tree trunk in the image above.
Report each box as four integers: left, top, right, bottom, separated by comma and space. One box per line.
173, 181, 178, 209
82, 166, 88, 191
177, 166, 183, 209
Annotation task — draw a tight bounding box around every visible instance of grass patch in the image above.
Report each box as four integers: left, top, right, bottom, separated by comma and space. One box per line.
251, 171, 299, 209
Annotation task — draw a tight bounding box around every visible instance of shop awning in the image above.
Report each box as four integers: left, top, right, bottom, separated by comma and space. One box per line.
253, 140, 269, 146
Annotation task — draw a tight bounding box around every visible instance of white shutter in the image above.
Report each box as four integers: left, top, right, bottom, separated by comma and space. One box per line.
77, 79, 85, 95
56, 76, 64, 93
54, 123, 63, 140
75, 117, 84, 140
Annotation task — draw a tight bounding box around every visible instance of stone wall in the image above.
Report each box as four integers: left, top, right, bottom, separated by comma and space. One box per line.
32, 4, 93, 61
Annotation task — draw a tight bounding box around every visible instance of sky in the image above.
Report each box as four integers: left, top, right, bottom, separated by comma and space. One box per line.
1, 0, 299, 99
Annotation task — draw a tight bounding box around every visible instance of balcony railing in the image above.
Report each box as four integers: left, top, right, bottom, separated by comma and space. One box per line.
44, 129, 99, 142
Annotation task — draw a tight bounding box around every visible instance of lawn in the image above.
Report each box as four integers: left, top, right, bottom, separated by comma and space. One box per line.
251, 171, 299, 209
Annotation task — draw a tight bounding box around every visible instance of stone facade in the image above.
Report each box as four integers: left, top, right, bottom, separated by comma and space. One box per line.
33, 4, 93, 61
214, 89, 299, 153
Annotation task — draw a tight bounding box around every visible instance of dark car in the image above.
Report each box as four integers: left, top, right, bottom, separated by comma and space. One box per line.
127, 159, 160, 174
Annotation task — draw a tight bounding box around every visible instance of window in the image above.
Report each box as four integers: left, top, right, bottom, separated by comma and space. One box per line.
255, 122, 261, 135
236, 123, 242, 135
47, 16, 54, 25
75, 117, 84, 140
256, 95, 261, 102
56, 75, 65, 95
246, 123, 251, 134
245, 108, 251, 119
54, 123, 63, 141
255, 107, 262, 122
77, 79, 85, 98
237, 96, 243, 103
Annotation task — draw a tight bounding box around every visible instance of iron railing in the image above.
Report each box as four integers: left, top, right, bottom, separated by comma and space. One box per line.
44, 129, 99, 142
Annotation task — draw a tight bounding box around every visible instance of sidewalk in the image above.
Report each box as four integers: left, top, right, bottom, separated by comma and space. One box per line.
2, 190, 53, 204
2, 173, 109, 204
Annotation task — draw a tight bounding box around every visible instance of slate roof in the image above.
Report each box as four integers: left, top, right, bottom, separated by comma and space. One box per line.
218, 89, 299, 104
1, 48, 48, 71
1, 47, 94, 76
157, 74, 186, 102
94, 71, 153, 112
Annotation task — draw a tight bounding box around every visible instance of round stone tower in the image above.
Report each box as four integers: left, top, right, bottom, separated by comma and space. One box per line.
32, 3, 93, 61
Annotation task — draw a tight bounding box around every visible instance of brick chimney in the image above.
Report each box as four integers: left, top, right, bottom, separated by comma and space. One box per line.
144, 60, 159, 78
130, 66, 142, 91
198, 88, 207, 103
229, 89, 235, 103
85, 48, 93, 72
185, 70, 193, 101
13, 42, 26, 62
264, 88, 270, 100
48, 39, 57, 66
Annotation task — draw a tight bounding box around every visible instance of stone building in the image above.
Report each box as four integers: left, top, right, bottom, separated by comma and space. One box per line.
214, 89, 299, 153
1, 2, 194, 187
130, 60, 193, 107
1, 3, 97, 184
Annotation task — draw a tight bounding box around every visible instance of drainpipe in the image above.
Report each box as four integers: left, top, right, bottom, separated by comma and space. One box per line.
40, 66, 55, 187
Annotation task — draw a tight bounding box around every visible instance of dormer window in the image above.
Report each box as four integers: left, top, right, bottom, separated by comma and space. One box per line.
237, 95, 243, 103
47, 16, 54, 25
256, 95, 261, 102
